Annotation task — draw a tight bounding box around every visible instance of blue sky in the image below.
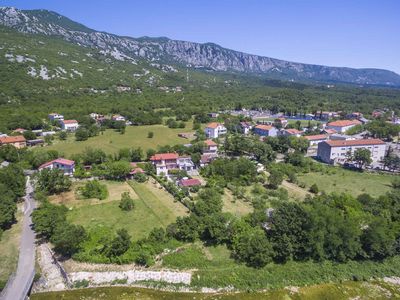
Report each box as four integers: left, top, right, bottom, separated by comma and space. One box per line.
2, 0, 400, 73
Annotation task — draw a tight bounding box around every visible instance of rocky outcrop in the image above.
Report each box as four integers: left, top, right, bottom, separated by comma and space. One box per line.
1, 6, 400, 86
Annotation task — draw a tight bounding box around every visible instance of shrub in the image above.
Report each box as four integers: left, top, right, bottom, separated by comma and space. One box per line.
309, 183, 319, 194
80, 180, 108, 200
133, 172, 147, 183
119, 192, 135, 211
147, 131, 154, 138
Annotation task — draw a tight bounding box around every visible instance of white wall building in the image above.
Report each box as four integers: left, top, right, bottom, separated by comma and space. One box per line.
205, 122, 227, 138
317, 139, 386, 165
326, 120, 361, 133
60, 120, 79, 131
48, 113, 64, 122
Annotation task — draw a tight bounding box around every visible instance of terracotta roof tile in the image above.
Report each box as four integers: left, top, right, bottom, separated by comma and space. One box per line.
325, 139, 385, 147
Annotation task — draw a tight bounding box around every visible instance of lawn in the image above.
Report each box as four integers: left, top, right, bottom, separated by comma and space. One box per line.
54, 180, 188, 240
297, 169, 396, 197
43, 122, 196, 157
162, 243, 400, 290
0, 206, 23, 289
221, 189, 253, 217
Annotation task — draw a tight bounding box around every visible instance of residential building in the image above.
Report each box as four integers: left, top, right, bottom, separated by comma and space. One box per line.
177, 156, 196, 175
27, 139, 44, 147
150, 153, 179, 176
205, 122, 227, 138
317, 139, 386, 165
208, 112, 219, 118
304, 134, 329, 146
329, 134, 356, 141
239, 122, 253, 134
326, 119, 361, 133
112, 114, 126, 122
254, 125, 278, 137
281, 128, 303, 137
60, 120, 79, 131
347, 112, 363, 119
178, 178, 201, 187
48, 113, 64, 122
38, 158, 75, 175
323, 128, 337, 135
203, 139, 218, 154
275, 118, 288, 128
12, 128, 26, 134
41, 131, 56, 137
0, 135, 26, 148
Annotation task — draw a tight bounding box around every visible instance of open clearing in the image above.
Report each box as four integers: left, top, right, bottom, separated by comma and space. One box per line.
50, 180, 188, 240
297, 169, 396, 197
43, 123, 196, 156
0, 205, 23, 288
221, 189, 253, 216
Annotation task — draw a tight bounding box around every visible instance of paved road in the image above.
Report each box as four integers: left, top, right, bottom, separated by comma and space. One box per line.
1, 176, 36, 300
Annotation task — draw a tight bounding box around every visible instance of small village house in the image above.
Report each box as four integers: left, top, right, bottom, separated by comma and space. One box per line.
239, 122, 253, 134
304, 134, 329, 146
253, 125, 278, 137
275, 118, 288, 128
60, 120, 79, 131
326, 119, 361, 133
150, 153, 180, 176
178, 178, 201, 187
281, 128, 303, 137
204, 122, 227, 138
48, 113, 64, 122
317, 139, 386, 165
38, 158, 75, 175
12, 128, 27, 134
112, 114, 126, 122
203, 139, 218, 154
0, 135, 26, 148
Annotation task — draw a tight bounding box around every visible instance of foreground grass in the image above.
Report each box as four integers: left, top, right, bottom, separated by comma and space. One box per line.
31, 281, 400, 299
297, 169, 395, 197
0, 206, 23, 289
44, 123, 195, 156
62, 180, 187, 240
162, 244, 400, 290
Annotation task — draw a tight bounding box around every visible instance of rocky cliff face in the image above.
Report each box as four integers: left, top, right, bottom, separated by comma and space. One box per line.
1, 6, 400, 86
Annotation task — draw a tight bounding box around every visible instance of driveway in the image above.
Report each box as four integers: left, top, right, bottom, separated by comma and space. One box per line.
1, 176, 36, 300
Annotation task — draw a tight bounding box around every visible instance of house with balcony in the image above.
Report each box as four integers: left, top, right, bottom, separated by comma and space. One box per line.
38, 158, 75, 176
204, 122, 227, 138
60, 120, 79, 131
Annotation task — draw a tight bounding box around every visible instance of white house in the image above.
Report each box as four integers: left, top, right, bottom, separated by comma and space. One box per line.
304, 134, 329, 146
150, 153, 179, 176
253, 125, 278, 137
112, 114, 126, 122
239, 122, 253, 134
203, 139, 218, 154
48, 113, 64, 122
317, 139, 386, 165
326, 120, 361, 133
60, 120, 79, 131
280, 128, 303, 137
205, 122, 227, 138
38, 158, 75, 176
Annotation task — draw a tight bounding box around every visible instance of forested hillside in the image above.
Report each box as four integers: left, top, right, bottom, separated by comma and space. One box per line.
1, 26, 400, 132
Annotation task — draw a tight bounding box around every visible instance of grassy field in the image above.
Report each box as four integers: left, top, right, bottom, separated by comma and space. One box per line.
51, 180, 188, 240
43, 123, 196, 157
297, 169, 396, 197
221, 189, 253, 217
0, 206, 23, 289
162, 243, 400, 291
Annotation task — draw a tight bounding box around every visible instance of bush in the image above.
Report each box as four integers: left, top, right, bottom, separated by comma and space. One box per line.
133, 172, 147, 183
80, 180, 108, 200
119, 192, 135, 211
309, 183, 319, 194
147, 131, 154, 138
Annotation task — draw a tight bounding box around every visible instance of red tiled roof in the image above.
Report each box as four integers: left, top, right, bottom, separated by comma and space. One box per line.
62, 119, 78, 124
284, 129, 302, 134
150, 153, 179, 161
255, 124, 273, 131
206, 122, 221, 129
204, 139, 217, 146
327, 120, 361, 127
304, 134, 328, 141
39, 158, 75, 169
0, 135, 26, 144
179, 178, 201, 187
324, 129, 337, 134
130, 167, 144, 175
325, 139, 385, 147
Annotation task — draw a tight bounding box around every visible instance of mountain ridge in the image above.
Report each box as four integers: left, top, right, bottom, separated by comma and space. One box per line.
1, 6, 400, 86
